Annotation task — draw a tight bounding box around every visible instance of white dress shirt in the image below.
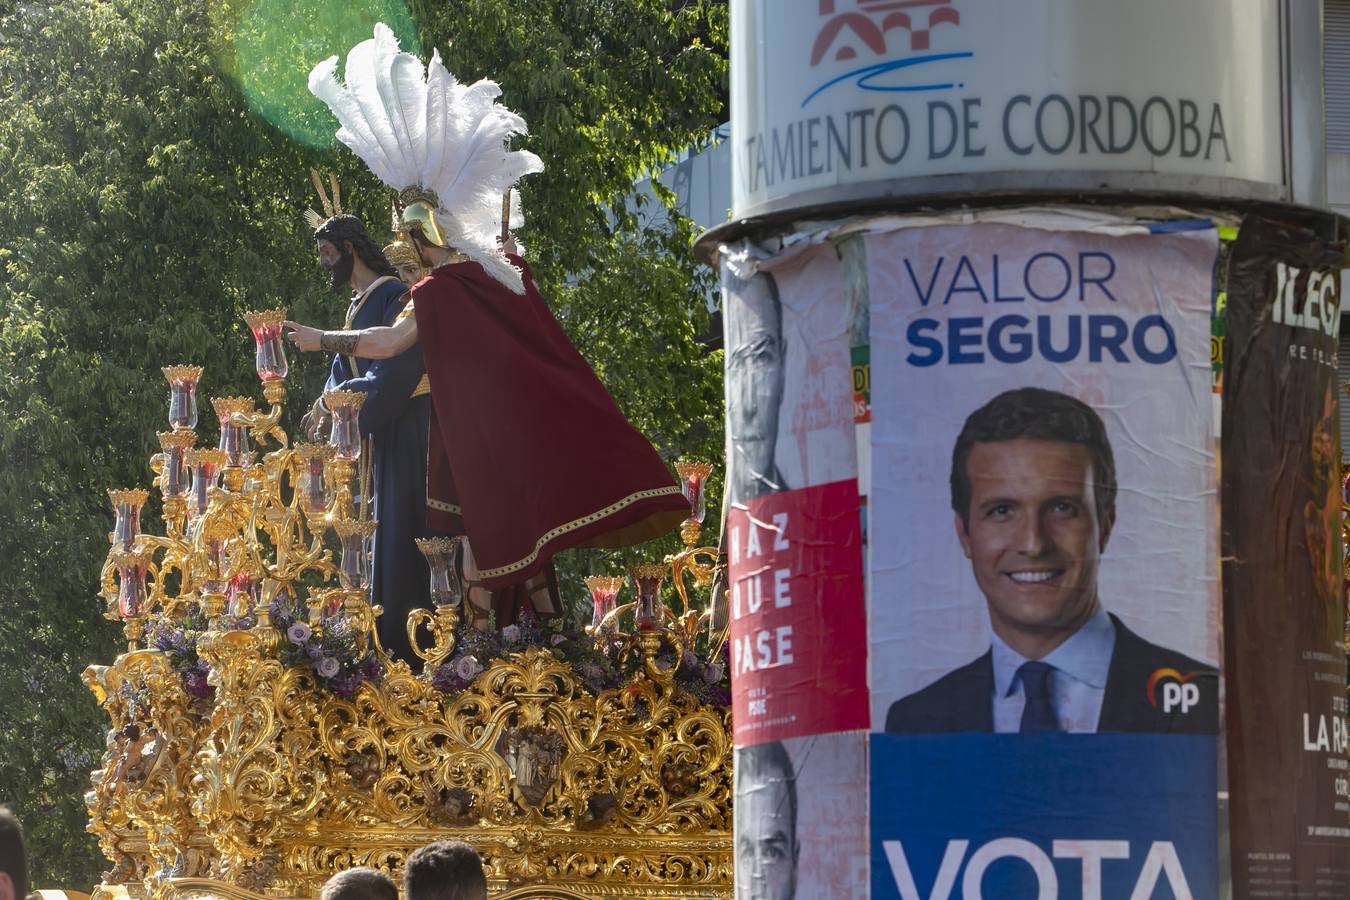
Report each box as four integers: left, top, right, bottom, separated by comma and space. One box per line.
990, 605, 1116, 733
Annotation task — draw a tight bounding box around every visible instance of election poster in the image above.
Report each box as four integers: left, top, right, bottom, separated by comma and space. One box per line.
1222, 216, 1350, 898
734, 730, 869, 900
722, 242, 867, 747
866, 220, 1221, 898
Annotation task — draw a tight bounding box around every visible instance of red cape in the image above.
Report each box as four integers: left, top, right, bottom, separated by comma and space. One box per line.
413, 255, 687, 590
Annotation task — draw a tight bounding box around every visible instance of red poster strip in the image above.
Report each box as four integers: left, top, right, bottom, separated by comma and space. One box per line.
727, 479, 868, 746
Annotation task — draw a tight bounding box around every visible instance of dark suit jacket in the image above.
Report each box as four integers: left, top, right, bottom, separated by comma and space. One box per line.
884, 614, 1218, 734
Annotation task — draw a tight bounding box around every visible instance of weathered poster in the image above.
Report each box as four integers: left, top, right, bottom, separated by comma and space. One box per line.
723, 242, 867, 747
1222, 216, 1350, 898
867, 221, 1221, 898
725, 479, 867, 746
734, 730, 869, 899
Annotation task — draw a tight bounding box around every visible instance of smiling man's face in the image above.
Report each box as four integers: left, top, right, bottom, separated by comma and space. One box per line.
956, 438, 1113, 657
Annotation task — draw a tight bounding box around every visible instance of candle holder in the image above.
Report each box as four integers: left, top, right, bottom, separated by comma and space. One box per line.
236, 309, 291, 448
192, 498, 241, 631
674, 459, 714, 548
628, 563, 667, 632
584, 575, 624, 633
243, 308, 289, 383
108, 488, 149, 553
333, 519, 377, 592
293, 443, 335, 522
162, 365, 202, 431
154, 430, 195, 499
322, 391, 365, 522
323, 390, 365, 461
185, 448, 227, 524
407, 536, 467, 669
212, 396, 255, 476
112, 549, 151, 650
664, 461, 720, 619
153, 431, 196, 535
416, 536, 466, 608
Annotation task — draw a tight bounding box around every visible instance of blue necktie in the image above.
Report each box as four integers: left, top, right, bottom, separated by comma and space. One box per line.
1017, 661, 1060, 732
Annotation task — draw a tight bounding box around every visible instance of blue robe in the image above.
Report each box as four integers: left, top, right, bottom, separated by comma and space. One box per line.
324, 276, 432, 661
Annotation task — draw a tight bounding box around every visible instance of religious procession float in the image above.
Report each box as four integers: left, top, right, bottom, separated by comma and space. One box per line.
77, 18, 734, 898
84, 328, 730, 899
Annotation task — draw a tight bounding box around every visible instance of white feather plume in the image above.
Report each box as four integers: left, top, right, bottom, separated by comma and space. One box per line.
308, 24, 543, 293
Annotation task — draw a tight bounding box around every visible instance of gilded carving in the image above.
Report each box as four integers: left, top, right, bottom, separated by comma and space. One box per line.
86, 337, 731, 897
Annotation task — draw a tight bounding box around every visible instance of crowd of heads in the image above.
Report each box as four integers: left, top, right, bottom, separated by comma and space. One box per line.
0, 813, 486, 900
309, 840, 491, 900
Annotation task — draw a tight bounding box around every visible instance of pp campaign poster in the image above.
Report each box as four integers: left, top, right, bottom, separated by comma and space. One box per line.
866, 221, 1222, 898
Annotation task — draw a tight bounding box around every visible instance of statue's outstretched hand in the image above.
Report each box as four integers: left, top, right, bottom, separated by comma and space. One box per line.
284, 320, 322, 352
300, 398, 331, 442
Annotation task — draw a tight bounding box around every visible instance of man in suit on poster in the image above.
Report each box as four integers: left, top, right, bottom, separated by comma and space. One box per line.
885, 387, 1217, 735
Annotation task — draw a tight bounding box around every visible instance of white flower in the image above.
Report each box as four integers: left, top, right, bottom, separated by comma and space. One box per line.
316, 657, 340, 678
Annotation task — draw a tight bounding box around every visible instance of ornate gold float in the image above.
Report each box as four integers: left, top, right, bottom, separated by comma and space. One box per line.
84, 310, 731, 898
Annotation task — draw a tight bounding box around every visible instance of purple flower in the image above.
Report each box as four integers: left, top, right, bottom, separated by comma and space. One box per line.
704, 663, 725, 684
430, 663, 456, 692
306, 642, 324, 660
287, 623, 312, 645
184, 670, 215, 700
330, 674, 361, 697
500, 624, 522, 644
682, 650, 699, 670
454, 655, 484, 681
316, 657, 340, 678
550, 633, 567, 647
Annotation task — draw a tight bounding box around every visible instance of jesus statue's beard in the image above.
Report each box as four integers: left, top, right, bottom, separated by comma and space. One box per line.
326, 251, 354, 293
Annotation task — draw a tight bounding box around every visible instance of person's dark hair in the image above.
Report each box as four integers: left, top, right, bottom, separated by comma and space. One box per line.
320, 867, 398, 900
313, 215, 398, 278
734, 740, 796, 833
950, 387, 1116, 529
0, 806, 28, 900
404, 840, 487, 900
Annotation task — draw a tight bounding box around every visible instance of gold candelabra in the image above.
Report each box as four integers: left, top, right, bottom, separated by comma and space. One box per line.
84, 309, 732, 897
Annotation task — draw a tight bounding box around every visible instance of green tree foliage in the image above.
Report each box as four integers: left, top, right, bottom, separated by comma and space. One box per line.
0, 0, 725, 885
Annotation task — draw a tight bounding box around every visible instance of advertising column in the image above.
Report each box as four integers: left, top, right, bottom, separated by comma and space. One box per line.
719, 4, 1340, 898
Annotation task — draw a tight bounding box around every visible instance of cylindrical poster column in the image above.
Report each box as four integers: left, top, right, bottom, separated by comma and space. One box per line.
714, 3, 1347, 900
